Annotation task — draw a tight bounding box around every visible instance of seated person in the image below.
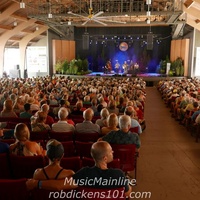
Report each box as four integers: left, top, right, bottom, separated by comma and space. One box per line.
0, 141, 9, 153
72, 141, 132, 196
26, 141, 132, 198
101, 113, 119, 135
9, 123, 45, 156
90, 98, 98, 114
0, 99, 18, 118
31, 111, 51, 132
95, 108, 109, 127
40, 104, 54, 127
20, 103, 32, 119
33, 139, 75, 181
75, 108, 100, 134
124, 106, 142, 134
107, 100, 119, 115
71, 101, 85, 115
52, 108, 75, 132
99, 115, 141, 150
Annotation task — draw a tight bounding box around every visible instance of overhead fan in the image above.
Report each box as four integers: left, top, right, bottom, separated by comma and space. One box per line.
68, 0, 126, 26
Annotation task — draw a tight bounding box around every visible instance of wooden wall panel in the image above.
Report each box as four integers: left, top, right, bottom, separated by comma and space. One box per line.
52, 40, 75, 72
170, 38, 190, 76
69, 41, 75, 61
170, 40, 176, 61
181, 39, 190, 76
175, 40, 182, 60
61, 40, 69, 60
52, 40, 62, 65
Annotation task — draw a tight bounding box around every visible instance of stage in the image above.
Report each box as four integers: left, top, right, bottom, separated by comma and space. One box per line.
58, 72, 185, 86
85, 72, 185, 85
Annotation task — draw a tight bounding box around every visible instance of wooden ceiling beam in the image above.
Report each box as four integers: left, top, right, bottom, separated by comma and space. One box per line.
11, 14, 28, 22
0, 24, 13, 30
184, 0, 194, 8
0, 2, 19, 22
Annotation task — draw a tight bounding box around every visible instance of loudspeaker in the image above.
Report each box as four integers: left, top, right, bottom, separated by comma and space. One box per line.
82, 34, 89, 50
147, 33, 153, 50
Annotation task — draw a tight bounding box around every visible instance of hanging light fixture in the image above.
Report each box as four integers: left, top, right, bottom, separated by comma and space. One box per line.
20, 1, 25, 9
48, 13, 53, 18
13, 21, 18, 26
48, 1, 53, 18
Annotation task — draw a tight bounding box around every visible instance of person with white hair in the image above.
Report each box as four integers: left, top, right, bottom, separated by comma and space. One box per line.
75, 108, 100, 134
100, 115, 141, 150
52, 108, 75, 132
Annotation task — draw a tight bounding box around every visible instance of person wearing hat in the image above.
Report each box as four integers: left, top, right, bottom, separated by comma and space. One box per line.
33, 139, 75, 180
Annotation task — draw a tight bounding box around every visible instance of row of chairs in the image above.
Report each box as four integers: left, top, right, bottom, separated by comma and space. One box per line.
0, 143, 137, 180
164, 99, 200, 142
29, 130, 100, 143
0, 153, 118, 179
0, 178, 126, 200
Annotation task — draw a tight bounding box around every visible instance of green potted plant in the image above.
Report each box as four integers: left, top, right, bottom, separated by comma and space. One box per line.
55, 60, 63, 74
173, 57, 184, 76
62, 59, 69, 74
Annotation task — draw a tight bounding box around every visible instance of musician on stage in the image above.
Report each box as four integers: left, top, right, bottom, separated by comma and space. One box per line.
122, 61, 128, 74
134, 62, 139, 74
105, 59, 112, 74
115, 60, 120, 74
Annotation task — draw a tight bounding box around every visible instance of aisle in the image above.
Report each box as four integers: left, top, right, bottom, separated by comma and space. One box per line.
134, 87, 200, 200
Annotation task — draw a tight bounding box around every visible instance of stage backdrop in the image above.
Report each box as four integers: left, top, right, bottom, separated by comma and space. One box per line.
74, 26, 172, 73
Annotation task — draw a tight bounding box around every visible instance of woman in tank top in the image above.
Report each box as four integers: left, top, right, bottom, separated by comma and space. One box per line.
33, 139, 74, 181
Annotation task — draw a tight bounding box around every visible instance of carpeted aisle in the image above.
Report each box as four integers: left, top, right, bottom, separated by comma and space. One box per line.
132, 86, 200, 200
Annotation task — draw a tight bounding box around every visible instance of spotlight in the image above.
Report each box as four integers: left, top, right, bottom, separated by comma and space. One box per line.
13, 21, 17, 26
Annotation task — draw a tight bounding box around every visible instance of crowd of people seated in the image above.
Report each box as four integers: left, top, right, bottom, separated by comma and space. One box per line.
0, 75, 146, 138
0, 75, 146, 198
157, 77, 200, 141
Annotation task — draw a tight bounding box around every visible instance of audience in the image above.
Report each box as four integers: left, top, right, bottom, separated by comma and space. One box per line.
0, 99, 18, 118
101, 113, 119, 135
75, 108, 100, 134
20, 103, 32, 119
99, 115, 141, 150
95, 108, 109, 128
157, 78, 200, 134
124, 106, 142, 134
40, 104, 54, 127
107, 100, 119, 115
31, 111, 51, 132
0, 141, 9, 153
26, 141, 132, 198
33, 139, 75, 180
52, 108, 75, 132
9, 123, 44, 156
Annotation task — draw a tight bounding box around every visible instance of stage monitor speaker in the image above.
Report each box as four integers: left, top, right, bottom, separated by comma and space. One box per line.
82, 34, 89, 50
147, 33, 153, 50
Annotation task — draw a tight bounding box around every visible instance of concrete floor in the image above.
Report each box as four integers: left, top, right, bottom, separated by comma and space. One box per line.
132, 87, 200, 200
